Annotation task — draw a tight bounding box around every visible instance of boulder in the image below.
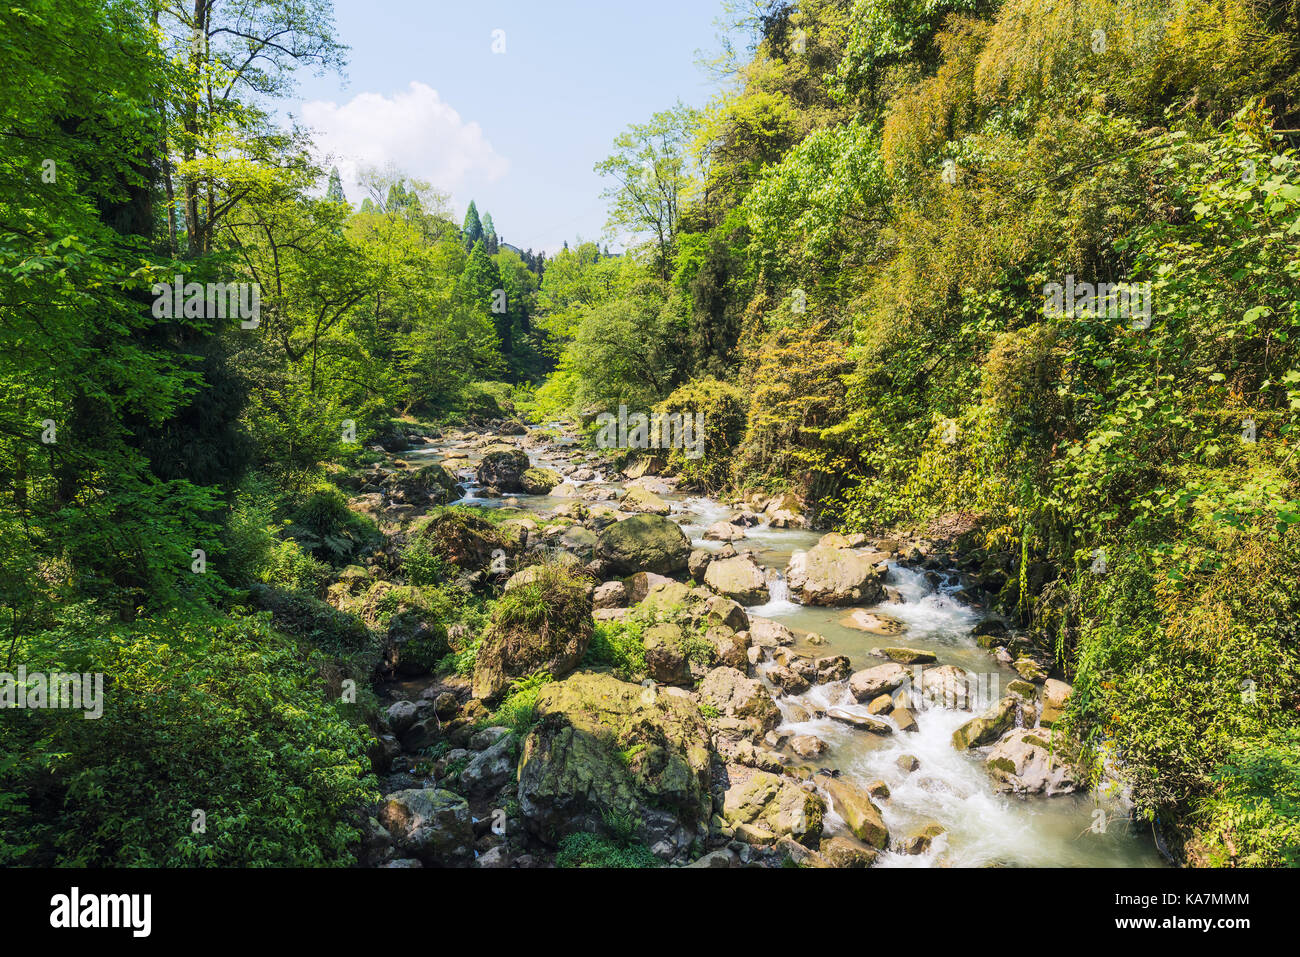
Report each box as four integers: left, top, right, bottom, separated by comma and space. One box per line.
592, 580, 628, 610
704, 624, 750, 670
786, 547, 885, 606
698, 667, 781, 733
951, 697, 1018, 750
844, 609, 906, 635
377, 789, 474, 866
826, 708, 893, 734
849, 663, 909, 701
520, 467, 562, 495
985, 727, 1079, 795
688, 548, 712, 581
517, 672, 712, 853
748, 616, 796, 649
622, 485, 671, 516
471, 564, 594, 702
825, 778, 889, 848
477, 447, 531, 492
1040, 679, 1073, 726
704, 521, 747, 541
459, 735, 516, 796
596, 515, 691, 577
704, 554, 770, 605
819, 835, 879, 868
643, 622, 691, 685
704, 595, 749, 631
722, 771, 825, 847
878, 647, 936, 665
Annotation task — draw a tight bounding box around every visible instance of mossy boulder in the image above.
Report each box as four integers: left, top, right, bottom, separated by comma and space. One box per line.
517, 671, 713, 855
415, 510, 507, 572
596, 514, 691, 577
376, 789, 474, 866
520, 467, 562, 495
471, 563, 594, 702
621, 485, 671, 515
951, 697, 1018, 750
825, 778, 889, 848
722, 771, 825, 847
477, 446, 531, 491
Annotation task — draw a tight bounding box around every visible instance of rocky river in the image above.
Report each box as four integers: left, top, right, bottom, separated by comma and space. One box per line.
354, 420, 1166, 869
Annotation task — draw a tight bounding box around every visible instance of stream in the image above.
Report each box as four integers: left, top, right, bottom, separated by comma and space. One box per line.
403, 427, 1166, 868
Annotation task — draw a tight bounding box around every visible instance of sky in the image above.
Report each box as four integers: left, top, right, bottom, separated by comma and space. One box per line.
290, 0, 740, 256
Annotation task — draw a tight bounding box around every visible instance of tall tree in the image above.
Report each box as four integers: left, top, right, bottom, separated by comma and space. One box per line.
481, 212, 498, 254
595, 103, 699, 279
326, 166, 347, 206
462, 200, 483, 251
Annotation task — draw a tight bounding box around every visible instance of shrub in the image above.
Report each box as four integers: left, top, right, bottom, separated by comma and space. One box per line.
0, 608, 377, 866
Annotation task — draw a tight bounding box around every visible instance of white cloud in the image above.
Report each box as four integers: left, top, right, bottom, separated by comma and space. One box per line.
301, 81, 508, 209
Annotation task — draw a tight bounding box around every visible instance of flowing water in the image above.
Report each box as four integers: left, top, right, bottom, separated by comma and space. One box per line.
419, 433, 1165, 867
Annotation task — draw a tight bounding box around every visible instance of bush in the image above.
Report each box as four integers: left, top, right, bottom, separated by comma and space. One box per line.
653, 378, 747, 492
0, 608, 377, 866
286, 484, 378, 565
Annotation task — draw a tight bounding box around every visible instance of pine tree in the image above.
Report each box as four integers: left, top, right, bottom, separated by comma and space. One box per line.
482, 212, 498, 254
462, 200, 483, 251
326, 166, 347, 206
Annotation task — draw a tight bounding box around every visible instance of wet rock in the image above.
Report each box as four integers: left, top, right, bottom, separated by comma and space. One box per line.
786, 547, 885, 606
849, 663, 909, 701
704, 554, 770, 605
951, 697, 1018, 750
877, 647, 936, 665
898, 822, 945, 855
892, 706, 919, 733
867, 694, 893, 716
897, 754, 921, 773
790, 734, 828, 758
825, 778, 888, 848
814, 655, 852, 684
844, 609, 907, 635
768, 664, 811, 695
819, 835, 879, 868
826, 708, 893, 734
866, 780, 891, 800
705, 521, 747, 541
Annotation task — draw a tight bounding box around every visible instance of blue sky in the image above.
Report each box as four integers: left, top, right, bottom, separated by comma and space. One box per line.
291, 0, 738, 255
